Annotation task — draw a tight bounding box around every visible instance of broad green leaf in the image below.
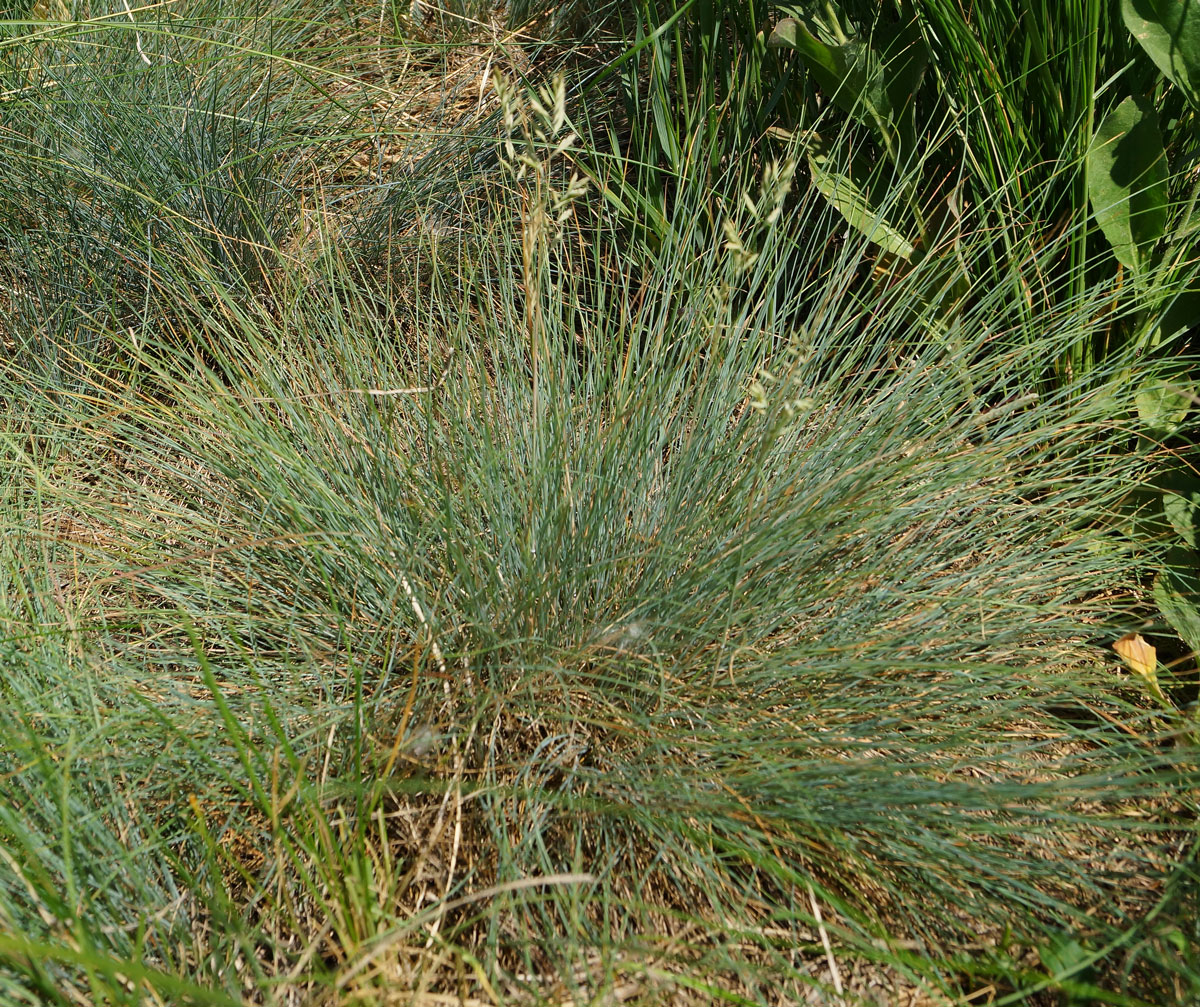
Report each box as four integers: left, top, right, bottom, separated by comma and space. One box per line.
769, 15, 927, 153
1148, 287, 1200, 348
1087, 96, 1168, 272
769, 19, 894, 126
1038, 934, 1097, 987
767, 19, 843, 88
1163, 484, 1200, 548
769, 18, 872, 122
807, 155, 914, 260
872, 16, 929, 155
1134, 375, 1191, 435
875, 19, 928, 107
1121, 0, 1200, 108
1154, 563, 1200, 655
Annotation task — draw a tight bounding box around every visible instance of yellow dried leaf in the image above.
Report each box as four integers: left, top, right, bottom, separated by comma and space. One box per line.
1113, 633, 1157, 681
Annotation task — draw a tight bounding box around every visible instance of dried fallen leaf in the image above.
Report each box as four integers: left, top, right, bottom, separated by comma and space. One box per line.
1113, 633, 1157, 681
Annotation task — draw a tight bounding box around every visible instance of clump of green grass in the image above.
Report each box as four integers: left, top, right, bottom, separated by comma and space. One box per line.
0, 2, 1198, 1005
2, 154, 1197, 1006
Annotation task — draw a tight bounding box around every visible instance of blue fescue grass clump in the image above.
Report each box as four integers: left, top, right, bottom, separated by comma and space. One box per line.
0, 1, 1198, 1005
